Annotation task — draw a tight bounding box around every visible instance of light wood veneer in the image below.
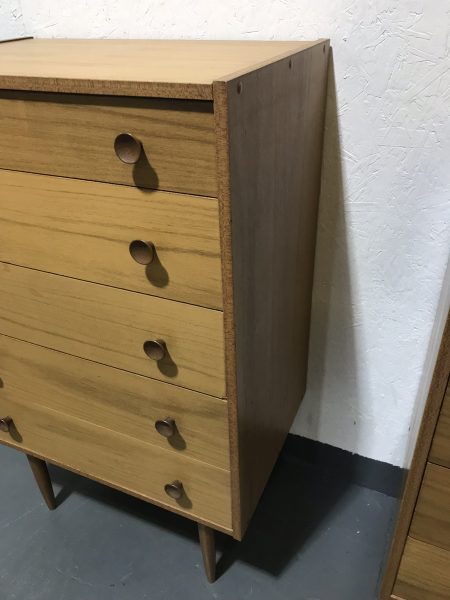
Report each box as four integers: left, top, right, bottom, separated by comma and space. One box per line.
0, 396, 232, 531
0, 38, 330, 581
0, 335, 229, 469
410, 462, 450, 551
0, 91, 216, 196
0, 263, 225, 397
393, 537, 450, 600
0, 169, 222, 308
430, 383, 450, 468
0, 38, 322, 99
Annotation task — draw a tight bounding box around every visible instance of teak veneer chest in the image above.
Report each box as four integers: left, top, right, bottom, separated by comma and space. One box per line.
0, 37, 329, 582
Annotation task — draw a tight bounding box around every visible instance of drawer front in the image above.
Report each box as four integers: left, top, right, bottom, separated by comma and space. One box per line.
0, 91, 217, 197
0, 264, 225, 397
430, 381, 450, 469
410, 462, 450, 551
0, 335, 229, 470
394, 537, 450, 600
0, 170, 223, 309
0, 398, 232, 531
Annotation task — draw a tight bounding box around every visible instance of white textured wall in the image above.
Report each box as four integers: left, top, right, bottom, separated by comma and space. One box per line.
2, 1, 449, 467
0, 1, 25, 38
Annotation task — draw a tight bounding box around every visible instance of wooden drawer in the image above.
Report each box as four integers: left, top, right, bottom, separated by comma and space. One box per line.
393, 537, 450, 600
0, 335, 229, 470
0, 91, 217, 197
410, 462, 450, 551
0, 263, 225, 397
430, 381, 450, 468
0, 397, 232, 531
0, 170, 222, 309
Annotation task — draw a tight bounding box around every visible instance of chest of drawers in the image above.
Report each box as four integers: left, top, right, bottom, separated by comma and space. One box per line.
0, 37, 329, 582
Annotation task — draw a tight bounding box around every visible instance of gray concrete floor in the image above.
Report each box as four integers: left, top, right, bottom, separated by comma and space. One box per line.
0, 443, 398, 600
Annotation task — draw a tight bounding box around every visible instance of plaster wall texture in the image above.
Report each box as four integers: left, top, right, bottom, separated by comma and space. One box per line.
0, 1, 25, 38
1, 0, 449, 467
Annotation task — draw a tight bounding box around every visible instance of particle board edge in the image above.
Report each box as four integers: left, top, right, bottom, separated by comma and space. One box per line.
213, 78, 242, 540
0, 75, 214, 100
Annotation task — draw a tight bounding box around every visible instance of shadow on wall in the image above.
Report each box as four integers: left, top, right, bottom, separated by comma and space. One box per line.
293, 47, 361, 465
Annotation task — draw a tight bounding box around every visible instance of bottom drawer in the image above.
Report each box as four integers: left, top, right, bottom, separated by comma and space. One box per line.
0, 397, 232, 532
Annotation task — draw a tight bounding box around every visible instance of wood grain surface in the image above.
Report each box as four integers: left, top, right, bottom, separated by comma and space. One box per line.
430, 380, 450, 468
0, 38, 323, 99
214, 40, 330, 538
393, 537, 450, 600
0, 397, 232, 530
0, 263, 225, 397
0, 170, 222, 309
0, 335, 229, 469
380, 310, 450, 599
0, 91, 216, 196
26, 454, 56, 510
409, 462, 450, 551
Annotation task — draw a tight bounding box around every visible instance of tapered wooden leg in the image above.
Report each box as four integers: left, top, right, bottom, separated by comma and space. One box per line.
198, 524, 216, 582
26, 454, 56, 510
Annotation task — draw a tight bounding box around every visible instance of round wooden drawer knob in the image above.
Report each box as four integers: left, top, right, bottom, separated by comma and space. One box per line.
129, 240, 155, 265
143, 339, 166, 361
164, 480, 184, 500
155, 417, 176, 438
114, 133, 142, 164
0, 416, 13, 433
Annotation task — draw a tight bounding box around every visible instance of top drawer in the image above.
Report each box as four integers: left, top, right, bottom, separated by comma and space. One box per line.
0, 91, 217, 196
